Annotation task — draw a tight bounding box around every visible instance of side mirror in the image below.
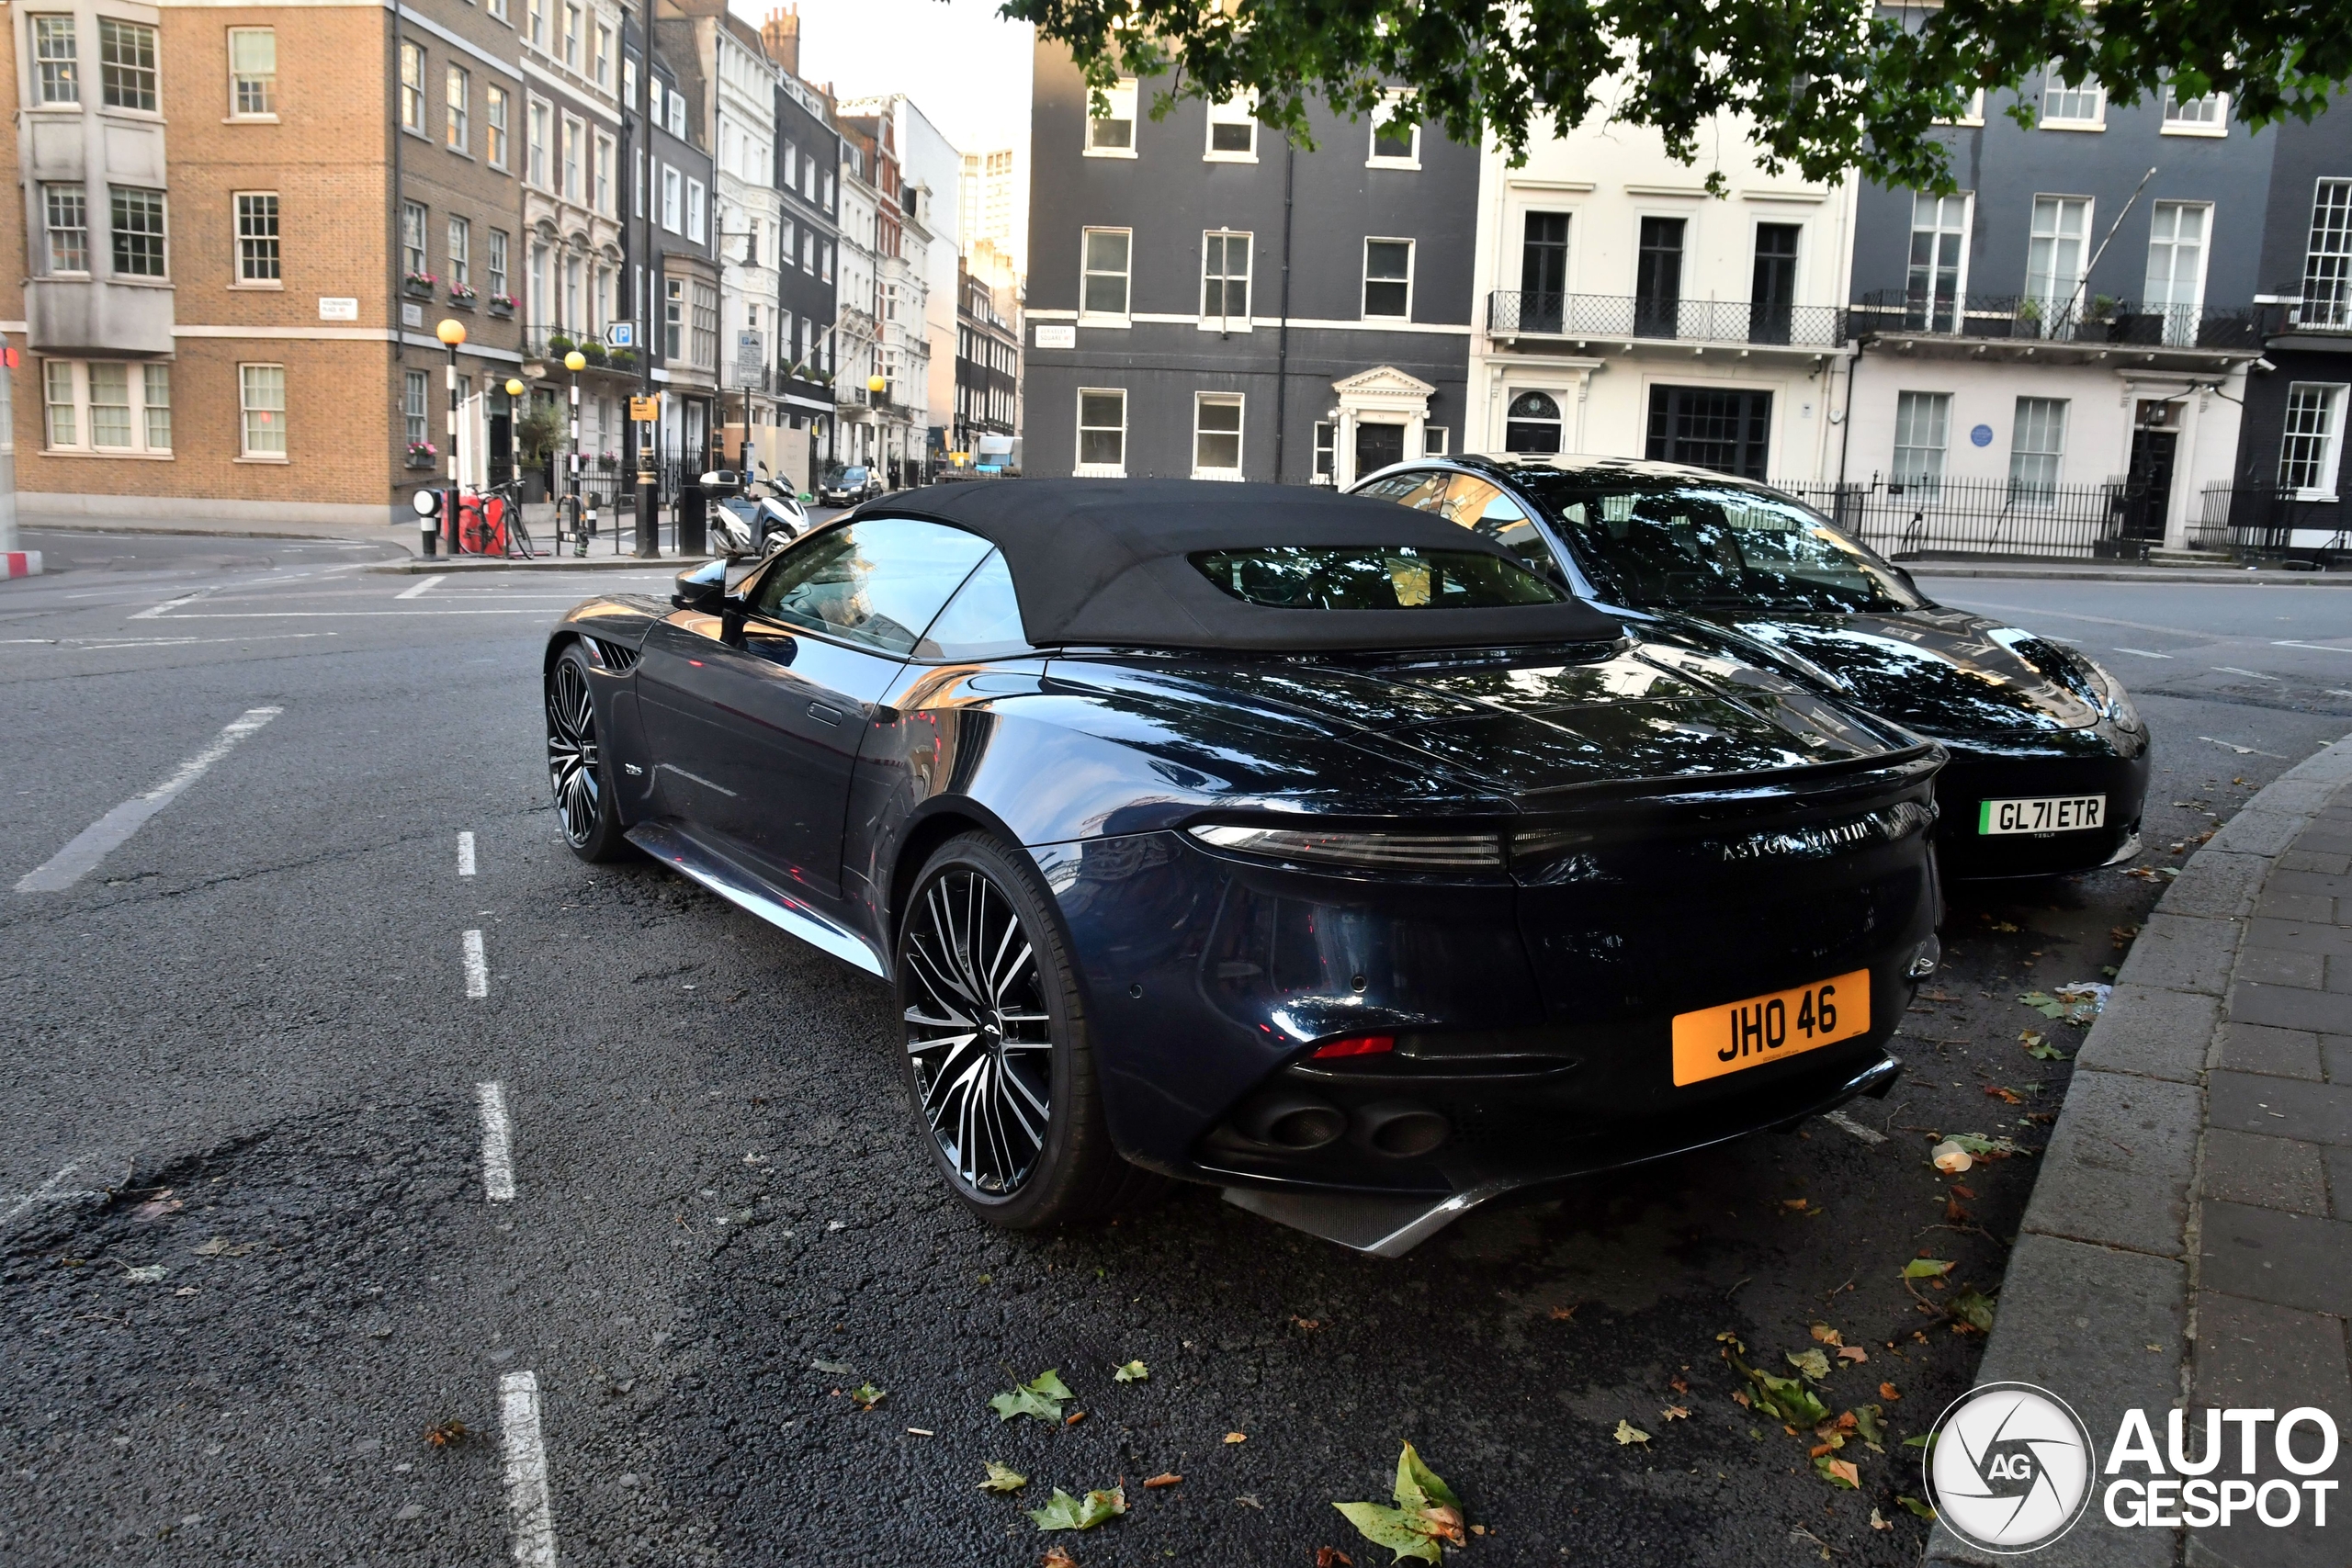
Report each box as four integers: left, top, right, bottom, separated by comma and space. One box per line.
672, 558, 729, 613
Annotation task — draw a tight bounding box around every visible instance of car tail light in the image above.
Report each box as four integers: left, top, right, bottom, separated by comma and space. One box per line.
1310, 1034, 1396, 1060
1187, 825, 1504, 870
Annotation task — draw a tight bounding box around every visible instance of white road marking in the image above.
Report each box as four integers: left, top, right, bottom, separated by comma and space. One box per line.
0, 1160, 98, 1228
458, 832, 478, 876
476, 1081, 516, 1201
2212, 666, 2281, 682
77, 633, 340, 651
17, 706, 284, 893
395, 574, 447, 600
128, 592, 205, 620
2110, 647, 2174, 659
2275, 639, 2352, 655
1822, 1111, 1887, 1145
1936, 600, 2216, 638
2199, 735, 2287, 759
144, 609, 551, 619
462, 930, 490, 998
498, 1371, 559, 1568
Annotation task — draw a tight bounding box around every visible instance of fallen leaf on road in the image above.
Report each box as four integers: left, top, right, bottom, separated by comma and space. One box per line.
1904, 1258, 1954, 1280
1143, 1473, 1182, 1489
1333, 1443, 1466, 1565
991, 1371, 1073, 1424
1291, 1315, 1324, 1332
810, 1359, 854, 1375
1815, 1456, 1860, 1489
1113, 1359, 1148, 1382
1731, 1389, 1752, 1408
1660, 1405, 1690, 1421
979, 1461, 1029, 1493
1930, 1139, 1973, 1173
1837, 1346, 1868, 1364
1315, 1550, 1355, 1568
848, 1382, 886, 1411
192, 1238, 254, 1258
122, 1265, 169, 1284
1880, 1382, 1902, 1402
1786, 1348, 1831, 1382
1853, 1404, 1887, 1453
1951, 1288, 1997, 1333
1615, 1419, 1650, 1445
1224, 1431, 1247, 1444
1984, 1085, 2023, 1105
1722, 1339, 1831, 1427
423, 1420, 468, 1449
1549, 1303, 1580, 1322
1899, 1495, 1938, 1519
1028, 1483, 1126, 1532
131, 1192, 182, 1222
1986, 919, 2019, 932
1808, 1323, 1843, 1346
1871, 1507, 1892, 1530
1041, 1549, 1078, 1568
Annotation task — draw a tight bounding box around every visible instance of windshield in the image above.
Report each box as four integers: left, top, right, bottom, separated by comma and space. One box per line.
1193, 546, 1566, 610
825, 466, 867, 485
1514, 475, 1924, 614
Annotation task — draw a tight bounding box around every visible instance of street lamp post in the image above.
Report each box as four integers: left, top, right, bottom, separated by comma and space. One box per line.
437, 318, 467, 553
564, 350, 587, 557
503, 376, 527, 557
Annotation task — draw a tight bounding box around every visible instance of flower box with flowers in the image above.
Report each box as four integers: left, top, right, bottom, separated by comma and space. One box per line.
401, 273, 438, 299
487, 294, 517, 318
405, 440, 439, 468
447, 282, 478, 309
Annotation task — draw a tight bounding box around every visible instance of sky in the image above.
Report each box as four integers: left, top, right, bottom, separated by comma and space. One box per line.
741, 0, 1034, 160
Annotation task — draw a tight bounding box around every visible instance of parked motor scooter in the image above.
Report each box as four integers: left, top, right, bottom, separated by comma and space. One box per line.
701, 468, 808, 558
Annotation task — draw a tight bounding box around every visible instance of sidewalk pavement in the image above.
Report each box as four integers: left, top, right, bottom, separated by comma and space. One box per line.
1930, 733, 2352, 1568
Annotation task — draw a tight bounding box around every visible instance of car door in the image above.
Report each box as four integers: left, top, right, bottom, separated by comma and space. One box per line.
636, 518, 994, 897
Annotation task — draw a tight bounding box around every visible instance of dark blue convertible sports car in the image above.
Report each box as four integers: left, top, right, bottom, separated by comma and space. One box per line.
545, 480, 1943, 1253
1352, 456, 2150, 880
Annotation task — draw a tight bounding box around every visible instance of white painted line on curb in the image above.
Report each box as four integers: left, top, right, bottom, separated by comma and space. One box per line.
128, 592, 204, 620
458, 831, 478, 876
462, 930, 489, 998
498, 1371, 559, 1568
476, 1082, 516, 1201
395, 574, 447, 601
1823, 1111, 1887, 1145
17, 706, 285, 893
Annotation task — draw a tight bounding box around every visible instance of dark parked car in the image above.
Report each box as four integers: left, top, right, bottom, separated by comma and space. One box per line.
1353, 457, 2149, 879
544, 480, 1942, 1253
816, 463, 883, 507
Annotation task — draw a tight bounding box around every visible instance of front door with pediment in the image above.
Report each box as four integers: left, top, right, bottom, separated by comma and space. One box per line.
1354, 420, 1406, 478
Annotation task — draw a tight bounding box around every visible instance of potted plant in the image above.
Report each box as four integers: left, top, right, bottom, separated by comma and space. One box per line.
581, 339, 608, 366
405, 438, 438, 468
402, 271, 437, 299
546, 332, 575, 356
609, 346, 638, 371
447, 280, 478, 308
488, 293, 517, 318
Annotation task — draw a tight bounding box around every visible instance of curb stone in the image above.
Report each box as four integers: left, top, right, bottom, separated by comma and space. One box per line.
1926, 730, 2352, 1568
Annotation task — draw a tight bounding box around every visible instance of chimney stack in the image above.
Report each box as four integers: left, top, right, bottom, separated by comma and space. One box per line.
762, 5, 799, 76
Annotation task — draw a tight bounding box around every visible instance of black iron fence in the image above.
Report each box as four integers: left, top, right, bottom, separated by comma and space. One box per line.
1847, 291, 2263, 350
1770, 475, 2168, 559
1487, 290, 1846, 347
2191, 482, 2352, 556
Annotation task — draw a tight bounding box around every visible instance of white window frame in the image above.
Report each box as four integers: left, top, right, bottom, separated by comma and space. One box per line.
2161, 86, 2228, 136
1080, 226, 1132, 326
526, 96, 549, 188
1084, 77, 1137, 158
233, 189, 280, 287
1200, 230, 1252, 332
662, 164, 683, 232
1367, 94, 1422, 170
2143, 200, 2211, 344
1204, 94, 1258, 163
1362, 236, 1415, 320
1193, 391, 1244, 480
227, 27, 276, 120
2040, 71, 2106, 130
1905, 190, 1973, 330
2009, 395, 2069, 500
2304, 180, 2352, 330
1312, 420, 1336, 484
40, 359, 173, 456
1937, 87, 1985, 127
1075, 386, 1126, 477
2278, 383, 2347, 501
446, 64, 469, 154
485, 85, 510, 170
561, 113, 582, 202
1422, 425, 1450, 457
686, 177, 707, 243
32, 15, 80, 107
2025, 195, 2092, 323
238, 363, 288, 460
1892, 390, 1951, 493
593, 132, 615, 216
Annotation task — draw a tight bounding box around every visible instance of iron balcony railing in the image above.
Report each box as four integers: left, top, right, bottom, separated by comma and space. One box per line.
1770, 474, 2171, 560
524, 323, 641, 370
1848, 291, 2263, 350
1487, 290, 1847, 347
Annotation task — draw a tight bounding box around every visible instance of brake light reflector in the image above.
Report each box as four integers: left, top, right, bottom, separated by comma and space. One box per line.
1311, 1034, 1396, 1060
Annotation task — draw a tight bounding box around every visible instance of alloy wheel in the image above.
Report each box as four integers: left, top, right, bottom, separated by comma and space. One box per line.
546, 656, 602, 848
902, 869, 1055, 1196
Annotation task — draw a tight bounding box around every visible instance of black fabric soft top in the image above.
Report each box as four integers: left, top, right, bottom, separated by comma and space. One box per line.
852, 479, 1624, 652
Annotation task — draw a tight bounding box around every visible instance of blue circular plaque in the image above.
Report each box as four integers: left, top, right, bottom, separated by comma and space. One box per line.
1969, 423, 1995, 447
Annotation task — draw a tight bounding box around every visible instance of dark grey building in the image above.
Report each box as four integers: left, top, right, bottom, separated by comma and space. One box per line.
1840, 30, 2272, 556
2233, 116, 2352, 551
624, 16, 718, 486
1023, 41, 1478, 486
954, 258, 1018, 463
763, 12, 843, 462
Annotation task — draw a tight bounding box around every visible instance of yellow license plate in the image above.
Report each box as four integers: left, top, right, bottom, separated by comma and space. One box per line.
1671, 970, 1870, 1087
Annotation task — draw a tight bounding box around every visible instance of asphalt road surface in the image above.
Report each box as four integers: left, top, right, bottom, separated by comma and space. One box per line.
1, 543, 2346, 1567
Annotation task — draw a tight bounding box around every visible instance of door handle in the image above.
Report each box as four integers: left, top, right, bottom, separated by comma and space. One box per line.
807, 702, 843, 726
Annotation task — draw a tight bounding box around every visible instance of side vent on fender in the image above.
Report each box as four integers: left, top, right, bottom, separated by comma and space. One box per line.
585, 636, 642, 673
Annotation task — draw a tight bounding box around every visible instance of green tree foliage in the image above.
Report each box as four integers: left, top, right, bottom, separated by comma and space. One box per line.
1001, 0, 2352, 190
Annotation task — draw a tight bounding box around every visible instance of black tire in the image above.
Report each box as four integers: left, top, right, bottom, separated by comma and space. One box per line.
897, 831, 1149, 1229
546, 643, 632, 863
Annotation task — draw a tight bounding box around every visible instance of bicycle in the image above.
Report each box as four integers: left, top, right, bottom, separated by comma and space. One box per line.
454, 479, 536, 558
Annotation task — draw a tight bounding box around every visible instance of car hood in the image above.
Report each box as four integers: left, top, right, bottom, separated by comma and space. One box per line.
1047, 644, 1921, 807
1661, 607, 2103, 740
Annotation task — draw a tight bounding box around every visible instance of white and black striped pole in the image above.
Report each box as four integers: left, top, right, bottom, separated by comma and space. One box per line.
436, 318, 467, 552
563, 350, 587, 555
